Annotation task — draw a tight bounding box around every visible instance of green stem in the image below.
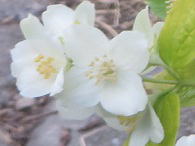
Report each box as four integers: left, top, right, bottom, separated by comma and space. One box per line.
151, 85, 178, 105
143, 77, 178, 85
149, 62, 180, 80
181, 81, 195, 87
162, 64, 180, 80
143, 77, 195, 87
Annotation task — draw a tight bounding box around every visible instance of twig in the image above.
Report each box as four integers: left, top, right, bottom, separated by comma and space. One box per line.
96, 19, 118, 37
21, 111, 58, 123
113, 0, 120, 26
0, 129, 14, 144
80, 125, 106, 146
96, 9, 116, 15
93, 0, 118, 3
79, 118, 104, 132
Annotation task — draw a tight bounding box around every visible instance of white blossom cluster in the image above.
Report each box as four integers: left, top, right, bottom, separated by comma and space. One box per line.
10, 1, 166, 146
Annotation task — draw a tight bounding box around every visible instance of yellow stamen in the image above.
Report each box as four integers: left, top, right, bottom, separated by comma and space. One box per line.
86, 55, 117, 84
34, 55, 44, 62
74, 20, 81, 24
34, 55, 57, 79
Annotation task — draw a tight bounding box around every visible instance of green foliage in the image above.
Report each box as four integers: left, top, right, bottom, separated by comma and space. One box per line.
123, 139, 129, 146
158, 0, 195, 82
147, 93, 180, 146
147, 0, 168, 19
178, 87, 195, 107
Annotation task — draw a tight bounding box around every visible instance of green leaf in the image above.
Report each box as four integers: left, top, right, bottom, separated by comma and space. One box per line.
147, 92, 180, 146
147, 0, 170, 19
182, 95, 195, 107
123, 139, 129, 146
158, 0, 195, 82
178, 87, 195, 107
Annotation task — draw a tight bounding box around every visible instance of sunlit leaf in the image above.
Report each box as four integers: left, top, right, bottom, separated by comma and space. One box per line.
178, 87, 195, 107
147, 0, 171, 19
147, 92, 180, 146
158, 0, 195, 81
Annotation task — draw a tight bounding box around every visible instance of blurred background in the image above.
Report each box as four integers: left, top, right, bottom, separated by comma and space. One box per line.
0, 0, 194, 145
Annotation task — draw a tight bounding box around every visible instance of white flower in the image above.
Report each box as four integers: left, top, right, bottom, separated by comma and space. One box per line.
54, 66, 126, 130
20, 1, 95, 45
56, 92, 126, 130
176, 135, 195, 146
59, 25, 149, 116
96, 106, 133, 132
56, 99, 97, 120
128, 104, 164, 146
11, 15, 67, 98
11, 0, 94, 98
101, 104, 164, 146
133, 7, 164, 50
133, 7, 164, 74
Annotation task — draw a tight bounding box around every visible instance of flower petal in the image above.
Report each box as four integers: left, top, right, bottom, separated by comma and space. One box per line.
152, 22, 164, 38
10, 40, 37, 77
109, 31, 149, 73
11, 39, 66, 78
96, 105, 126, 131
50, 68, 64, 96
56, 67, 100, 107
133, 7, 152, 40
55, 98, 96, 120
27, 39, 65, 61
11, 41, 36, 61
176, 135, 195, 146
16, 67, 54, 98
129, 104, 164, 146
100, 71, 148, 116
20, 14, 46, 39
63, 25, 109, 67
74, 1, 95, 26
42, 4, 74, 36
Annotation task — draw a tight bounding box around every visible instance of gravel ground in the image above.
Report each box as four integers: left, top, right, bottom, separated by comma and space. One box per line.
0, 0, 194, 146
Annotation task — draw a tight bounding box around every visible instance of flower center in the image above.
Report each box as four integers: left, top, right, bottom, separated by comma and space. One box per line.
34, 55, 57, 79
86, 55, 117, 84
118, 116, 137, 127
118, 116, 138, 132
74, 20, 81, 24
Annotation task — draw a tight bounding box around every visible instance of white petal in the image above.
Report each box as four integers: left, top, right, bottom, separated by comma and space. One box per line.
74, 1, 95, 26
27, 39, 65, 60
96, 105, 126, 131
11, 39, 65, 78
55, 98, 96, 120
152, 22, 164, 38
11, 40, 37, 62
11, 60, 32, 78
20, 14, 46, 39
56, 67, 100, 107
133, 7, 153, 40
109, 31, 149, 73
129, 104, 164, 146
63, 25, 109, 67
16, 67, 54, 98
50, 68, 64, 96
176, 135, 195, 146
42, 4, 74, 36
10, 41, 37, 77
100, 71, 148, 116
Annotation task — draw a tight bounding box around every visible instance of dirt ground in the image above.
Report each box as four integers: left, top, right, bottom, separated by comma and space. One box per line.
0, 0, 194, 146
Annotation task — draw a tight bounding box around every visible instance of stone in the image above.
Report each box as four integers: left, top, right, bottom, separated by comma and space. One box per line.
0, 0, 50, 21
84, 126, 127, 146
15, 96, 35, 110
26, 114, 70, 146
